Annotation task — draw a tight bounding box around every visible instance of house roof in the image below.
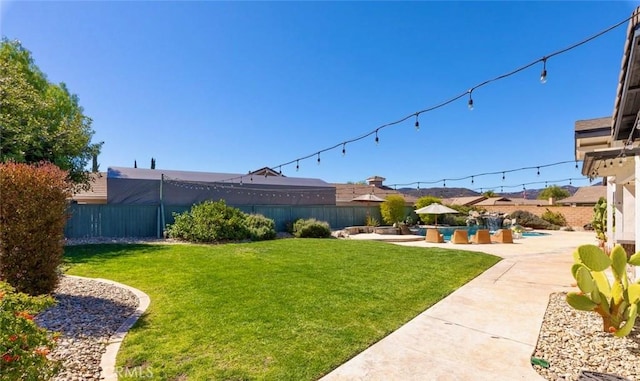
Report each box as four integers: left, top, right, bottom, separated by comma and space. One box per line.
249, 167, 285, 177
474, 197, 546, 206
559, 186, 606, 205
333, 183, 417, 205
441, 196, 487, 206
612, 6, 640, 142
72, 172, 107, 204
574, 117, 611, 161
108, 167, 331, 188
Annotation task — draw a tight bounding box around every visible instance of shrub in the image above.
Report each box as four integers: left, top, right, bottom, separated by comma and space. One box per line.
0, 162, 72, 295
245, 214, 276, 241
365, 215, 379, 227
166, 200, 250, 243
380, 195, 406, 225
541, 208, 567, 227
508, 210, 558, 230
440, 205, 485, 226
592, 197, 607, 244
0, 281, 61, 380
292, 219, 331, 238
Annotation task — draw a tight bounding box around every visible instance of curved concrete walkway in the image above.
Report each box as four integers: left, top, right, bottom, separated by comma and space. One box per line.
321, 231, 595, 381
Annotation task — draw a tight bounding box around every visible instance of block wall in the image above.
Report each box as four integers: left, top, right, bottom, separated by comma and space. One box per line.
481, 205, 594, 230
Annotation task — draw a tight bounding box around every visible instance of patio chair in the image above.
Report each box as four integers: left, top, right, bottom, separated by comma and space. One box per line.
451, 229, 470, 244
491, 229, 514, 244
471, 229, 492, 244
425, 228, 444, 243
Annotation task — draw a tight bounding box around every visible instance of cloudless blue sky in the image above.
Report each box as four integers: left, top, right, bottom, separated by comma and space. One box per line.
2, 1, 638, 192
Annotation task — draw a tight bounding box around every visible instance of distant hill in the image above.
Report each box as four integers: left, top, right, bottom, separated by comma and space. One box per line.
397, 185, 579, 201
398, 187, 479, 199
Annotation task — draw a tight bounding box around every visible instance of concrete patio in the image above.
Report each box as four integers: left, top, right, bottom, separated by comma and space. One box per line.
321, 230, 596, 381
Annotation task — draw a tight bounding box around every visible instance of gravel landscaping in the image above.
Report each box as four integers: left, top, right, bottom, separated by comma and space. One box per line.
35, 276, 139, 381
533, 293, 640, 381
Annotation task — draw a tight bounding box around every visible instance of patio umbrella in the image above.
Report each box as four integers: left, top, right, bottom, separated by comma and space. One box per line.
415, 203, 459, 226
351, 193, 386, 202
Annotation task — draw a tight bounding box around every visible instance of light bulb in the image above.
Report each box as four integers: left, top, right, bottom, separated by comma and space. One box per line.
468, 98, 474, 110
415, 114, 420, 131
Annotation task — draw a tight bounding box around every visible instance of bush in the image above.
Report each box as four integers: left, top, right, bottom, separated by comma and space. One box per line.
440, 205, 486, 226
0, 281, 61, 380
292, 219, 331, 238
365, 215, 379, 227
380, 195, 406, 225
245, 214, 276, 241
541, 208, 567, 227
167, 200, 250, 243
508, 210, 559, 230
0, 162, 72, 295
166, 201, 278, 243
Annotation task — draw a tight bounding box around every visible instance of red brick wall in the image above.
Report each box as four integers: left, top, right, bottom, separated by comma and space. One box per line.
481, 205, 593, 230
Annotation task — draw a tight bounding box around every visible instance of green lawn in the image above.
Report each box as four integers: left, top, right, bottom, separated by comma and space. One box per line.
64, 239, 500, 380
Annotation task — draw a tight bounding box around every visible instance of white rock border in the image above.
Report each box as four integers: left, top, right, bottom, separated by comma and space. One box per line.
65, 275, 150, 381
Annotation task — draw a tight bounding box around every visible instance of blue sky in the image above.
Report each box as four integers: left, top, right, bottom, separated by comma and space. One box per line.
2, 1, 637, 192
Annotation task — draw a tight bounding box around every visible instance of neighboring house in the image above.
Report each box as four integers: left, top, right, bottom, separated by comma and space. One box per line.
441, 196, 487, 206
474, 197, 549, 207
559, 186, 606, 206
334, 176, 418, 206
71, 172, 107, 204
106, 167, 335, 206
576, 7, 640, 274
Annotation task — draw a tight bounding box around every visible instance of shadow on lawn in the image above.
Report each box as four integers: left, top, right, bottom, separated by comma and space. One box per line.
63, 244, 166, 266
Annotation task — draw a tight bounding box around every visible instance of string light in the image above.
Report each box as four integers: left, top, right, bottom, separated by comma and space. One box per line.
296, 160, 299, 172
502, 172, 505, 181
471, 177, 589, 193
537, 167, 540, 176
388, 160, 579, 189
317, 152, 321, 165
415, 114, 420, 131
471, 176, 474, 185
208, 12, 632, 183
375, 129, 379, 145
540, 57, 547, 84
575, 161, 579, 169
342, 143, 346, 156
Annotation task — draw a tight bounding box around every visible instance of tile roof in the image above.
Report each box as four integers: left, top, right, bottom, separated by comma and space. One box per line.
72, 173, 107, 204
560, 186, 606, 205
441, 196, 486, 206
333, 183, 417, 205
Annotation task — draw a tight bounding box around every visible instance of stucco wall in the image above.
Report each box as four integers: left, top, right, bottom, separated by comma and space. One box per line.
481, 205, 594, 230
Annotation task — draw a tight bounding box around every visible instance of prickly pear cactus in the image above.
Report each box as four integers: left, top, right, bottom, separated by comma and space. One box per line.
567, 244, 640, 337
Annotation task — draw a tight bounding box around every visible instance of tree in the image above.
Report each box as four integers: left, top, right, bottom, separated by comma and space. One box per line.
0, 39, 102, 187
380, 195, 406, 225
414, 196, 442, 224
483, 190, 497, 197
537, 185, 570, 200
